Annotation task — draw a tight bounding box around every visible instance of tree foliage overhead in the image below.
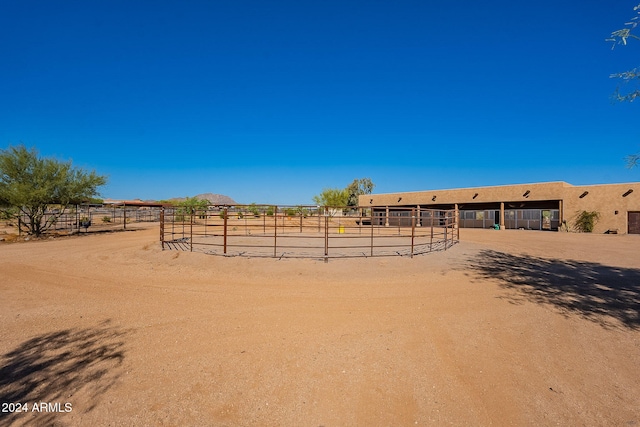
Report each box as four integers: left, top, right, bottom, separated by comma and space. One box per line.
608, 3, 640, 167
608, 3, 640, 103
0, 145, 107, 236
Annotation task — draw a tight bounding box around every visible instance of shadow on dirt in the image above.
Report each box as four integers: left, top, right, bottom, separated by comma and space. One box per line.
0, 320, 127, 426
466, 250, 640, 329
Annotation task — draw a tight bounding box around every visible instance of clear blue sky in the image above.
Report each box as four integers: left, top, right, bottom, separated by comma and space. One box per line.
1, 1, 639, 204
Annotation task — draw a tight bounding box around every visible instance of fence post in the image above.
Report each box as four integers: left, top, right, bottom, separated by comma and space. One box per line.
430, 210, 434, 252
223, 207, 228, 254
370, 209, 374, 257
273, 206, 278, 258
170, 207, 174, 241
160, 208, 165, 250
324, 212, 329, 263
190, 208, 194, 252
411, 208, 415, 258
444, 212, 448, 251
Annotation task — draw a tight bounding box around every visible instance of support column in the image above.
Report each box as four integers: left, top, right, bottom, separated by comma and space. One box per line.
385, 206, 390, 227
416, 205, 421, 227
558, 200, 563, 223
454, 203, 459, 233
500, 202, 505, 230
559, 199, 564, 231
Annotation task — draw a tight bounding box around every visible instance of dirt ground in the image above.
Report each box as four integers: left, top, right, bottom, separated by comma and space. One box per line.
1, 224, 639, 426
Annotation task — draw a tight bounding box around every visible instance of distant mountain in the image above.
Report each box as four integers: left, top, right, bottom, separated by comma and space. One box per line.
169, 193, 237, 205
195, 193, 237, 205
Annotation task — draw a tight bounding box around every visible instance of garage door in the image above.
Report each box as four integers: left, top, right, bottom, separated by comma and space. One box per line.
629, 212, 640, 234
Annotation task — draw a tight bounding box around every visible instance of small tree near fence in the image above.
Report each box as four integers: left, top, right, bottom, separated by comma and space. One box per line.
0, 145, 107, 237
173, 197, 209, 221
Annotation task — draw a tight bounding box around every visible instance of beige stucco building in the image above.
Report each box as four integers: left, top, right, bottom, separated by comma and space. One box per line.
359, 181, 640, 234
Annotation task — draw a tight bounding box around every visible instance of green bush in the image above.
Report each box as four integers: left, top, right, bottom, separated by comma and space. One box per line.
574, 211, 600, 233
248, 203, 261, 217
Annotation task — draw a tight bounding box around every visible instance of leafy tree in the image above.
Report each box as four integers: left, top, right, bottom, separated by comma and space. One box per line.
312, 188, 349, 217
312, 188, 349, 207
177, 196, 209, 211
0, 145, 107, 236
608, 3, 640, 166
175, 196, 209, 220
313, 178, 375, 208
346, 177, 375, 206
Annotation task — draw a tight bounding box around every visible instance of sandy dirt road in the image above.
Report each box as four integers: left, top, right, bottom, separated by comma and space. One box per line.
1, 226, 639, 426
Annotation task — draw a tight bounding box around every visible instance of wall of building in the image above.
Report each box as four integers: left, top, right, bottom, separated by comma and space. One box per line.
561, 183, 640, 233
360, 182, 567, 207
360, 181, 640, 234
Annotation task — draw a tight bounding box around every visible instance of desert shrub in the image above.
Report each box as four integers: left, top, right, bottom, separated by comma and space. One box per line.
574, 211, 600, 232
102, 216, 111, 223
248, 203, 261, 216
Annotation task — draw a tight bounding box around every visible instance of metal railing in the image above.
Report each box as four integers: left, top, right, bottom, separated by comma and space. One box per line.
160, 205, 459, 261
13, 204, 162, 235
